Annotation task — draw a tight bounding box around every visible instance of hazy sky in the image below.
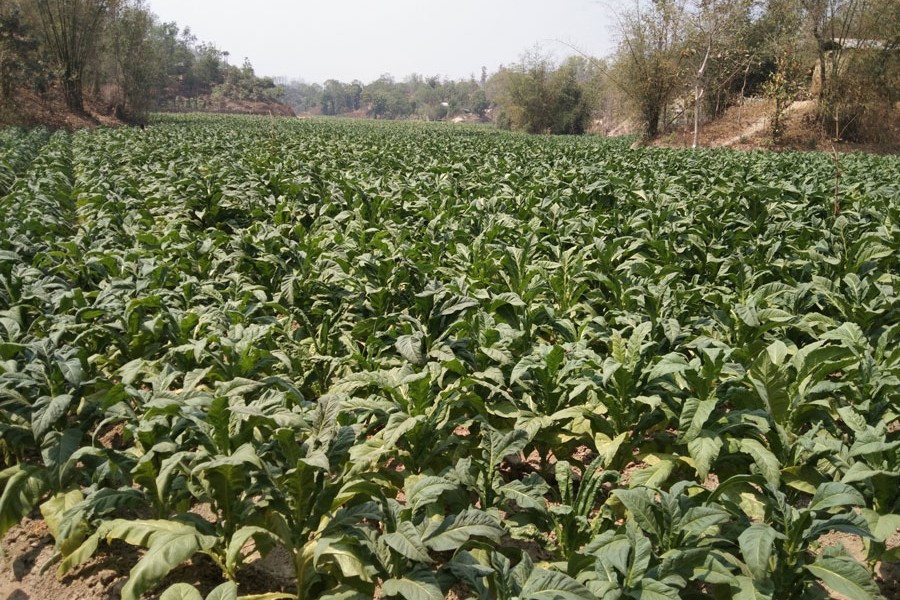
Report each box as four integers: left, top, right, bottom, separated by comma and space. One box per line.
146, 0, 619, 84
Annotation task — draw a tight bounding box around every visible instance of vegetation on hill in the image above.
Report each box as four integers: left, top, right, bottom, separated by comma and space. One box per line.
0, 0, 290, 125
608, 0, 898, 146
278, 0, 897, 148
1, 0, 895, 148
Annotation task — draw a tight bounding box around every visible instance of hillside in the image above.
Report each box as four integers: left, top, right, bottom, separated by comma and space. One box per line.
0, 86, 295, 130
651, 97, 900, 154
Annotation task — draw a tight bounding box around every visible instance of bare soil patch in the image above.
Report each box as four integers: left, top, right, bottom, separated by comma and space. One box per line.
650, 97, 900, 154
0, 513, 294, 600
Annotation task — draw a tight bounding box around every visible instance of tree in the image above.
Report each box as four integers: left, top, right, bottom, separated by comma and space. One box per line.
616, 0, 691, 139
798, 0, 894, 140
488, 49, 591, 135
551, 59, 592, 134
362, 75, 413, 119
685, 0, 756, 147
34, 0, 113, 112
686, 0, 756, 148
0, 2, 39, 101
108, 0, 163, 119
279, 79, 323, 114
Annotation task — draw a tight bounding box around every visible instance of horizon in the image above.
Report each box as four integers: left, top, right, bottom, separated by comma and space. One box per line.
146, 0, 619, 85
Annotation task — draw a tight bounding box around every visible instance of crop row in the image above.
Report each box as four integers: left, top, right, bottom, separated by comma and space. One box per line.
0, 115, 898, 600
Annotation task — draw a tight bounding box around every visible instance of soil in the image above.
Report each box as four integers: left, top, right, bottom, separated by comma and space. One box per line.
817, 529, 900, 599
0, 512, 292, 600
0, 85, 294, 131
0, 88, 124, 131
650, 96, 900, 154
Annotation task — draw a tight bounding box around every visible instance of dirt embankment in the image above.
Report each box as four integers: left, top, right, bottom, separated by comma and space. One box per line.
160, 97, 296, 118
0, 87, 295, 130
0, 88, 125, 130
649, 97, 900, 154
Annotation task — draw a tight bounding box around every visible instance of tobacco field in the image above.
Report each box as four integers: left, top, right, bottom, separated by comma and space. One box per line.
0, 115, 898, 600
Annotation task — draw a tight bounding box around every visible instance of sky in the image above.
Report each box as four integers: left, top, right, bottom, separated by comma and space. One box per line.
146, 0, 620, 84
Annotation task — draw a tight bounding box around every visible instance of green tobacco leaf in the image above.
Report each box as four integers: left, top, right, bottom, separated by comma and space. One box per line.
396, 334, 425, 365
440, 296, 479, 317
58, 357, 84, 387
634, 579, 680, 600
628, 457, 675, 489
793, 345, 857, 399
58, 530, 100, 575
424, 508, 502, 551
121, 529, 219, 600
226, 526, 276, 575
484, 427, 529, 470
647, 352, 688, 381
207, 582, 239, 600
739, 439, 781, 486
382, 566, 443, 600
98, 520, 218, 600
31, 394, 73, 439
805, 513, 872, 541
688, 431, 722, 480
500, 478, 549, 513
782, 465, 825, 494
748, 350, 789, 426
520, 568, 597, 600
663, 319, 682, 346
0, 464, 49, 540
405, 476, 456, 515
735, 304, 760, 327
160, 584, 204, 600
593, 432, 628, 468
732, 575, 773, 600
313, 537, 371, 581
612, 488, 660, 539
678, 506, 730, 537
383, 520, 432, 563
40, 489, 85, 555
626, 522, 653, 584
584, 531, 630, 576
738, 524, 782, 582
809, 482, 865, 512
859, 510, 900, 542
41, 428, 82, 485
679, 397, 717, 443
806, 557, 883, 600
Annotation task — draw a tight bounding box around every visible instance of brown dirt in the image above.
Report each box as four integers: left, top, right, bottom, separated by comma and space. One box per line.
0, 87, 124, 131
618, 461, 648, 487
162, 98, 295, 118
0, 513, 294, 600
702, 473, 720, 491
650, 97, 900, 154
817, 526, 900, 599
498, 534, 555, 564
0, 85, 295, 131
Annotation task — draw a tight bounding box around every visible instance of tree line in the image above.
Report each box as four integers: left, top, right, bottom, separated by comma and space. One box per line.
279, 0, 896, 144
0, 0, 284, 122
278, 58, 597, 136
1, 0, 896, 143
611, 0, 898, 144
280, 74, 490, 122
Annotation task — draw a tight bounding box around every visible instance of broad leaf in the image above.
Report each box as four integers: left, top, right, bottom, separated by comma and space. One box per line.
738, 524, 782, 582
424, 508, 502, 551
521, 568, 596, 600
382, 566, 443, 600
806, 557, 883, 600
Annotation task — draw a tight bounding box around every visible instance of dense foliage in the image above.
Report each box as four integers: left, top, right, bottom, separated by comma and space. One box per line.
0, 115, 898, 600
0, 0, 283, 120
